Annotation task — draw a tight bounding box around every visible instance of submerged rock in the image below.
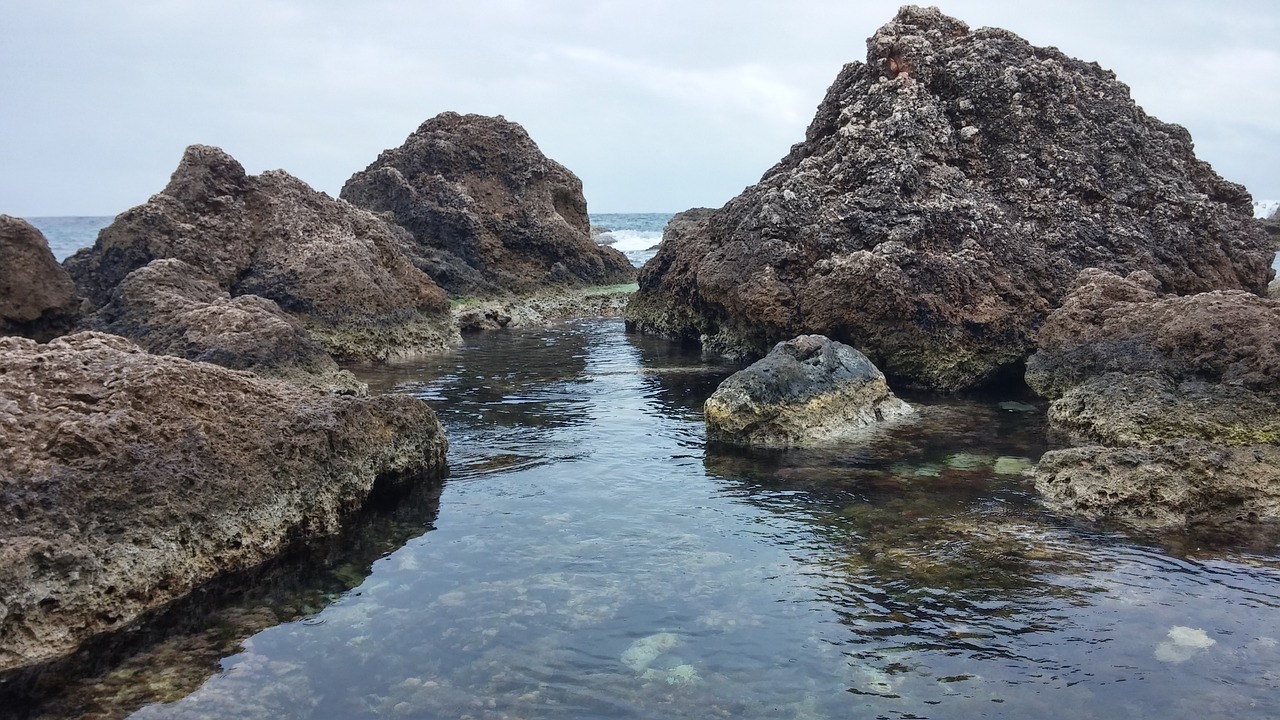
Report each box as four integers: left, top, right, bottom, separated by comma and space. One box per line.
1027, 269, 1280, 527
340, 112, 635, 297
0, 216, 77, 341
704, 335, 912, 447
0, 332, 448, 672
65, 145, 456, 362
627, 6, 1271, 391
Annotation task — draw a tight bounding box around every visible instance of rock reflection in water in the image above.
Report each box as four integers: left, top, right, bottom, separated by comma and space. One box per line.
8, 319, 1280, 719
1, 482, 443, 720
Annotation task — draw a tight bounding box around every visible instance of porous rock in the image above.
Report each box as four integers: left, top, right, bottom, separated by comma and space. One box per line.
0, 216, 77, 341
0, 332, 448, 671
704, 334, 912, 447
1026, 269, 1280, 527
627, 6, 1272, 391
340, 112, 635, 297
64, 145, 457, 361
87, 258, 363, 393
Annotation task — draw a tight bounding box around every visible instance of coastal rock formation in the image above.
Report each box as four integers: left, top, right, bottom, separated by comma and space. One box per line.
340, 112, 635, 297
627, 6, 1272, 391
64, 145, 456, 361
1026, 269, 1280, 526
87, 259, 363, 392
704, 334, 912, 447
0, 216, 77, 341
0, 332, 448, 671
453, 285, 635, 332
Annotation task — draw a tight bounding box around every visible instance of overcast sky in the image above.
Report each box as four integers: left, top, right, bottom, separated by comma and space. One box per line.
2, 1, 1277, 216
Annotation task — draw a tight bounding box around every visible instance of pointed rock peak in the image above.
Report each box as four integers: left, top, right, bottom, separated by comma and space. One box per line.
868, 5, 971, 82
164, 144, 249, 204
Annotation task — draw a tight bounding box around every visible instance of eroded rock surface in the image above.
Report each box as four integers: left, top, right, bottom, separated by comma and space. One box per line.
64, 145, 456, 362
1026, 269, 1280, 527
704, 334, 912, 447
341, 112, 635, 297
0, 216, 77, 341
0, 332, 448, 672
627, 6, 1272, 391
86, 259, 363, 392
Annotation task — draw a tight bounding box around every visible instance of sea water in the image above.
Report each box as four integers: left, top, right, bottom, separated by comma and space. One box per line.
5, 216, 1280, 719
6, 320, 1280, 719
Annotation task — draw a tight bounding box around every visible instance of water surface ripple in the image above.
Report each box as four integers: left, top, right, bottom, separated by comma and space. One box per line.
14, 319, 1280, 719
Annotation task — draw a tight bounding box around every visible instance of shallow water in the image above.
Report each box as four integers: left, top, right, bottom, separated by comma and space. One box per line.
8, 319, 1280, 719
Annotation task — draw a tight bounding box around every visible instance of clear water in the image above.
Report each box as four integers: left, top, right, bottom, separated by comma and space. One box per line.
10, 319, 1280, 719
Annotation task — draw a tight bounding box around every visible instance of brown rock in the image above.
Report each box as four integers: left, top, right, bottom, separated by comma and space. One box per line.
340, 112, 635, 297
87, 259, 364, 393
626, 7, 1272, 391
0, 332, 447, 671
64, 145, 457, 361
0, 216, 77, 341
1026, 269, 1280, 527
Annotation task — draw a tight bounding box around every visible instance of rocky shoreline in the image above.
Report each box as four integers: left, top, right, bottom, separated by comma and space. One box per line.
2, 3, 1278, 681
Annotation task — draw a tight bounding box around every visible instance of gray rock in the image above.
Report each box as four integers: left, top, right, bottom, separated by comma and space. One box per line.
0, 331, 447, 672
704, 334, 912, 447
626, 6, 1271, 391
341, 112, 635, 297
0, 216, 77, 341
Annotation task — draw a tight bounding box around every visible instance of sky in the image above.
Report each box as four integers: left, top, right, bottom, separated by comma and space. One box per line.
2, 1, 1277, 216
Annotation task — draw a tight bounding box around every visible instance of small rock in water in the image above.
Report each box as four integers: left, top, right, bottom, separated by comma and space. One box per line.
945, 453, 991, 470
992, 457, 1033, 475
1154, 625, 1216, 663
998, 401, 1039, 413
621, 632, 680, 672
665, 664, 700, 685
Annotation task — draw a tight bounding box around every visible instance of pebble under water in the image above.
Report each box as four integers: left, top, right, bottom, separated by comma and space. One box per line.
9, 319, 1280, 719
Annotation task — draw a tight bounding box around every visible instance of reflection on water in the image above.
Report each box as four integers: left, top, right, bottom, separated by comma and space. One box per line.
8, 319, 1280, 719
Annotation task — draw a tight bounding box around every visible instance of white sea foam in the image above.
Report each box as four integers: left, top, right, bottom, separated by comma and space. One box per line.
598, 229, 662, 254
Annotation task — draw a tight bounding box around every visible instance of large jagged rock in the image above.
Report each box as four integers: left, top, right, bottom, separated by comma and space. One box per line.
64, 145, 457, 362
0, 332, 448, 672
1026, 269, 1280, 527
0, 216, 77, 341
86, 259, 363, 393
340, 112, 635, 297
627, 6, 1272, 391
704, 334, 912, 447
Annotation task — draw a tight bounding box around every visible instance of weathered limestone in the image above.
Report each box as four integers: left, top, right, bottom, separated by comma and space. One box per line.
628, 6, 1271, 391
0, 216, 77, 341
1027, 269, 1280, 527
0, 332, 448, 672
341, 112, 635, 297
704, 334, 912, 447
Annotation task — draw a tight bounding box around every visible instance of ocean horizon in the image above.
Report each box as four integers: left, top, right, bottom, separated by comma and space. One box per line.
24, 213, 675, 269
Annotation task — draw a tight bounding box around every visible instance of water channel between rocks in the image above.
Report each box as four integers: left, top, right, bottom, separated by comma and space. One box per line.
13, 318, 1280, 719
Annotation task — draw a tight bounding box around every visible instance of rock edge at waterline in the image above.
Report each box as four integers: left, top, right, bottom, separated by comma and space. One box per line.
627, 6, 1271, 391
1027, 269, 1280, 527
0, 332, 448, 672
705, 334, 913, 447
